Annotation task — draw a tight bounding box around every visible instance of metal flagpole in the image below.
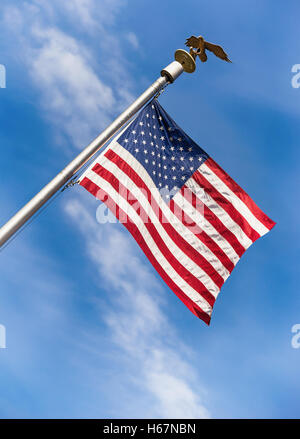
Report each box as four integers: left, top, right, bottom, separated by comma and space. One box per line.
0, 50, 196, 248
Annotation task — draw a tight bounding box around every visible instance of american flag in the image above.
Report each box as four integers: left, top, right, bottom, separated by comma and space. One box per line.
79, 99, 275, 324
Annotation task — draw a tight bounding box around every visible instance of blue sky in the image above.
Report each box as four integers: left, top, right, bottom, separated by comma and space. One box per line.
0, 0, 299, 418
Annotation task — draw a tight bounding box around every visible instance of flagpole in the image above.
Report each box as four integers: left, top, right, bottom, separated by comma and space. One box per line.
0, 52, 196, 248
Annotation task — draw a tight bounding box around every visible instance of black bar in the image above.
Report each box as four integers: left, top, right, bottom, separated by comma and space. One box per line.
0, 419, 298, 437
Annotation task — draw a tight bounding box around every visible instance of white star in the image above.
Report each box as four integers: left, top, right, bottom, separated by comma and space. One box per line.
180, 157, 184, 161
142, 140, 146, 145
151, 151, 155, 156
162, 156, 166, 160
160, 136, 165, 141
159, 126, 164, 131
164, 175, 168, 179
145, 159, 148, 163
171, 156, 175, 161
171, 166, 176, 171
158, 116, 162, 121
132, 130, 136, 134
172, 176, 177, 180
124, 139, 128, 143
179, 147, 184, 151
170, 146, 175, 151
198, 157, 202, 161
139, 122, 143, 126
146, 113, 149, 118
133, 139, 138, 144
161, 146, 165, 150
190, 166, 194, 171
168, 127, 172, 131
144, 149, 148, 154
189, 157, 194, 161
135, 148, 139, 152
188, 147, 192, 152
163, 165, 167, 170
178, 137, 182, 142
152, 115, 156, 119
180, 166, 184, 171
152, 161, 155, 165
141, 131, 145, 136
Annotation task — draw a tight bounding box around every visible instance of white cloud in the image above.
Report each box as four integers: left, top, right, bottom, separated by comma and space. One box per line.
60, 0, 98, 29
30, 26, 116, 148
60, 0, 125, 30
2, 0, 134, 148
65, 195, 211, 418
126, 32, 139, 50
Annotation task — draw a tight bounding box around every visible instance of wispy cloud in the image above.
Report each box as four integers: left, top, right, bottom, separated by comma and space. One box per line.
2, 0, 135, 148
30, 26, 116, 148
65, 195, 211, 418
126, 32, 140, 50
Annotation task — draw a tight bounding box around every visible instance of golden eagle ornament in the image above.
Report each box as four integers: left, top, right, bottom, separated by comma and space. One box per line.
185, 35, 231, 63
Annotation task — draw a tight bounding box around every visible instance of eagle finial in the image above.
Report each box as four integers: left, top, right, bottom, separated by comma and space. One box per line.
185, 35, 231, 63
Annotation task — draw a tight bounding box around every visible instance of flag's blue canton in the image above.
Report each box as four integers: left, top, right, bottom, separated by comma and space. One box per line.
118, 99, 209, 202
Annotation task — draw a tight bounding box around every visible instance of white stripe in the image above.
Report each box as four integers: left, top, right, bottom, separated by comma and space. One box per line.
199, 163, 269, 236
186, 176, 253, 249
92, 160, 220, 298
87, 171, 213, 315
173, 190, 240, 265
106, 143, 230, 282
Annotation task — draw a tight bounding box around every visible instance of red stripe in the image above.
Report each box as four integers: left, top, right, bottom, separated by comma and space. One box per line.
80, 176, 212, 325
169, 198, 235, 273
193, 171, 260, 243
205, 158, 276, 231
181, 186, 246, 258
102, 149, 225, 289
91, 165, 217, 306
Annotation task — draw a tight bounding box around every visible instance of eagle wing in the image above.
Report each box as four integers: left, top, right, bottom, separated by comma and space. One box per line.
204, 41, 231, 62
185, 35, 200, 48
